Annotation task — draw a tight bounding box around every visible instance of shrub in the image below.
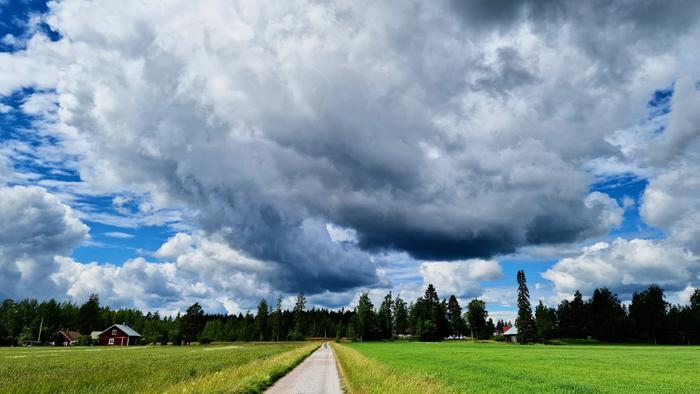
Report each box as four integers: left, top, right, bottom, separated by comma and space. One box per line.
75, 335, 93, 346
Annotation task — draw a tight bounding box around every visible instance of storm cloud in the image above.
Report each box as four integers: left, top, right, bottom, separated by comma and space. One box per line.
1, 0, 699, 307
35, 1, 633, 289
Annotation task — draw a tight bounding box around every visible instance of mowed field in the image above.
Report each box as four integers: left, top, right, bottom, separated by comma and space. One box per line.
334, 341, 700, 394
0, 342, 318, 394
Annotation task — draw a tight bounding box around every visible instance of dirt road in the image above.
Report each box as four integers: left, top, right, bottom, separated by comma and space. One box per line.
265, 342, 342, 394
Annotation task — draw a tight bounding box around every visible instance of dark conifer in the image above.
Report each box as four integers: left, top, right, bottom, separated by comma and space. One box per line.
515, 270, 536, 344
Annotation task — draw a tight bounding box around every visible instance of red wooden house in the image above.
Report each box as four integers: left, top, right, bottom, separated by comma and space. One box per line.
51, 330, 81, 346
97, 324, 141, 346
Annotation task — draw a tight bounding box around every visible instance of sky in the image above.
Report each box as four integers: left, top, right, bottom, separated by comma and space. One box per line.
0, 0, 699, 319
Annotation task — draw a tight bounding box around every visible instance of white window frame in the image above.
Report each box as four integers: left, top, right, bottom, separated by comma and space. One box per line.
112, 329, 117, 335
108, 338, 114, 345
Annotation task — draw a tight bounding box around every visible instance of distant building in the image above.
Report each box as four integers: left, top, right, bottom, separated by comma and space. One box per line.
51, 330, 81, 346
503, 326, 518, 343
494, 324, 512, 337
97, 324, 141, 346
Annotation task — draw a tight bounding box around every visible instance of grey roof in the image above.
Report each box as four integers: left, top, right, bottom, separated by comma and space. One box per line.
100, 324, 141, 337
503, 326, 518, 336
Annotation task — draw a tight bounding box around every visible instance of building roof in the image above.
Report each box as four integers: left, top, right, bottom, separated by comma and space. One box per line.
503, 326, 518, 336
502, 325, 511, 333
99, 324, 141, 337
57, 330, 82, 341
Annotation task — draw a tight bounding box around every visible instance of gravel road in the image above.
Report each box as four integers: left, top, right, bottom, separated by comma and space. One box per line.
265, 343, 342, 394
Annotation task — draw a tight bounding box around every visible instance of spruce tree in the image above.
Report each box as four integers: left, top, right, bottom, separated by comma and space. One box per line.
629, 285, 667, 344
292, 292, 306, 340
356, 292, 375, 341
515, 270, 536, 344
377, 292, 393, 339
447, 295, 466, 338
420, 284, 441, 341
466, 299, 488, 339
271, 296, 282, 341
181, 303, 205, 344
255, 299, 269, 341
78, 294, 103, 334
535, 300, 557, 341
392, 296, 409, 337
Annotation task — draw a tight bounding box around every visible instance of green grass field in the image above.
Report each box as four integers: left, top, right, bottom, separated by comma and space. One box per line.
0, 342, 318, 394
335, 341, 700, 393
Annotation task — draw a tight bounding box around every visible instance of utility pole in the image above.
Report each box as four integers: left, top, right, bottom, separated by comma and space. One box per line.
37, 316, 44, 343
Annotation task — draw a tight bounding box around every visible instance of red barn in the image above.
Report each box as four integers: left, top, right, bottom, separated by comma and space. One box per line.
51, 330, 81, 346
97, 324, 141, 346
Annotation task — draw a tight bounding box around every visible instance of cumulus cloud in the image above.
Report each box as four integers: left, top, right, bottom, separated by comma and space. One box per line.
22, 0, 650, 278
542, 77, 700, 300
677, 285, 698, 305
421, 259, 502, 298
636, 78, 700, 255
51, 231, 277, 313
542, 238, 699, 297
2, 0, 700, 304
0, 186, 88, 299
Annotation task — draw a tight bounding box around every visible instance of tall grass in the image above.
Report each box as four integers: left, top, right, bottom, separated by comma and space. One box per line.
332, 343, 455, 394
156, 342, 320, 394
0, 342, 312, 394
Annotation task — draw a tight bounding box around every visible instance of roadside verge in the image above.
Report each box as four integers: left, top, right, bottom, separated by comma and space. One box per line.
156, 342, 320, 394
331, 343, 455, 394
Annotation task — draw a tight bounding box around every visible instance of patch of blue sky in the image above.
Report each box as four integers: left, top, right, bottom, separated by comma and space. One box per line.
487, 305, 516, 323
0, 89, 82, 183
0, 0, 59, 52
498, 259, 557, 288
591, 173, 645, 201
0, 89, 37, 138
591, 175, 664, 240
73, 220, 177, 265
646, 83, 674, 121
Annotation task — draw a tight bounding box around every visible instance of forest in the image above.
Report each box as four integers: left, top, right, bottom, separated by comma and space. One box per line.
1, 272, 699, 346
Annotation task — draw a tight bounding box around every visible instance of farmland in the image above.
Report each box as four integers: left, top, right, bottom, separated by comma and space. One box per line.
0, 342, 318, 394
334, 341, 700, 393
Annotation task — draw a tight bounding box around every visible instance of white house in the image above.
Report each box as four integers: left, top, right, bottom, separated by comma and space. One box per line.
503, 326, 518, 343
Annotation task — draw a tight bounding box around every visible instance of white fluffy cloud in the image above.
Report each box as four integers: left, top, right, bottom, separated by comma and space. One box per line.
639, 79, 700, 254
0, 187, 275, 313
51, 231, 276, 313
543, 73, 700, 301
420, 259, 502, 298
542, 238, 699, 297
2, 0, 700, 306
30, 0, 642, 273
0, 186, 88, 299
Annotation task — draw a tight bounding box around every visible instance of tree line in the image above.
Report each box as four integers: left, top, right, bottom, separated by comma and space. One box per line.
513, 270, 700, 344
0, 293, 354, 346
1, 272, 699, 345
